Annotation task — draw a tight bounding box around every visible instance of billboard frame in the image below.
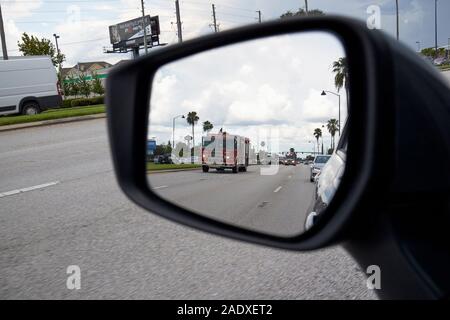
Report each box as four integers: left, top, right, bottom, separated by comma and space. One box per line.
106, 15, 164, 54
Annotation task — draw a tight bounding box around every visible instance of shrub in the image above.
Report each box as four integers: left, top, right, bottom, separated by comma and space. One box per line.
71, 98, 90, 107
62, 99, 73, 108
89, 96, 104, 105
68, 96, 105, 108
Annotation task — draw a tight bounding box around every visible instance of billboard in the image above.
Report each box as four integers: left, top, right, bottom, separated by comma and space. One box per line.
109, 15, 160, 48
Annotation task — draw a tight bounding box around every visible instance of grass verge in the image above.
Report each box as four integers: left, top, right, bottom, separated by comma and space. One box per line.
0, 104, 105, 127
147, 163, 201, 171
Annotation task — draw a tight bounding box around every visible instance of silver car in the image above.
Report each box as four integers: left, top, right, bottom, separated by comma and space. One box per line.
310, 155, 331, 182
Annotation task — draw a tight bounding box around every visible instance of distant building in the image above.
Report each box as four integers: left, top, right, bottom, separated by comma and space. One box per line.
62, 60, 130, 86
61, 61, 112, 79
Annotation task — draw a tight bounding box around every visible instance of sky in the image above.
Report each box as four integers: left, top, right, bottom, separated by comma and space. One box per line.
149, 31, 347, 154
1, 0, 450, 66
1, 0, 448, 153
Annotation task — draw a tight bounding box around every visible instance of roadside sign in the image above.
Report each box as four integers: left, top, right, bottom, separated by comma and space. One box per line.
109, 15, 160, 49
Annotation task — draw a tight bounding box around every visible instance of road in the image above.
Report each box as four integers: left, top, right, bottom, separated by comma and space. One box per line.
0, 119, 376, 299
149, 165, 315, 237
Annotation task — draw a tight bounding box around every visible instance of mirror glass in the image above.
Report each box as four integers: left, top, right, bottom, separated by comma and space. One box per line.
147, 31, 348, 237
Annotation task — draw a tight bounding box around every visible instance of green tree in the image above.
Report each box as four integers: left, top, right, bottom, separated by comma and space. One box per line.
186, 111, 200, 163
313, 128, 322, 154
78, 72, 91, 98
62, 80, 72, 97
332, 57, 349, 98
280, 8, 324, 19
326, 118, 339, 150
155, 143, 172, 156
421, 47, 446, 58
202, 120, 214, 133
17, 32, 65, 67
66, 75, 80, 97
91, 72, 105, 96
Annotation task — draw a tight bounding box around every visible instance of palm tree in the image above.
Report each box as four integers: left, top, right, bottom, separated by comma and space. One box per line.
186, 111, 199, 163
202, 120, 213, 133
332, 57, 349, 98
326, 119, 339, 150
313, 128, 322, 154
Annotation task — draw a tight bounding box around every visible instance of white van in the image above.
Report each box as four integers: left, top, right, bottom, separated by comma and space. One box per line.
0, 56, 62, 115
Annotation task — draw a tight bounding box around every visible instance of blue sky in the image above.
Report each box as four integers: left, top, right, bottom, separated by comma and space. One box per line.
2, 0, 450, 66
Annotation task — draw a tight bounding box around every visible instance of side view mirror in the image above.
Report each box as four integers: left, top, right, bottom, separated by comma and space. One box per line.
106, 16, 450, 252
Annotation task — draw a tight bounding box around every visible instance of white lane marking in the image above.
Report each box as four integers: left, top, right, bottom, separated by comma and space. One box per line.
0, 181, 59, 198
288, 175, 292, 179
153, 185, 168, 190
273, 186, 282, 193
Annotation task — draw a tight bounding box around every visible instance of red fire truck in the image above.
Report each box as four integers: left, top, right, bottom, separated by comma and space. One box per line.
201, 132, 250, 173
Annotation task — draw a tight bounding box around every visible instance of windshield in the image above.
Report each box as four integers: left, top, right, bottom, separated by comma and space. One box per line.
203, 136, 216, 147
315, 156, 331, 164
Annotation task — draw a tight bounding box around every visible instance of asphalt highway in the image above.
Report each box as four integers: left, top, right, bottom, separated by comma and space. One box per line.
0, 119, 376, 299
148, 165, 315, 237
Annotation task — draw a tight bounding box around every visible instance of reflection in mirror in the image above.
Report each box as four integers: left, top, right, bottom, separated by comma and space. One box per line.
147, 32, 348, 237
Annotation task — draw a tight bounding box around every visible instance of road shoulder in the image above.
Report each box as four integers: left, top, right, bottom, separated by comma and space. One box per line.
0, 113, 106, 133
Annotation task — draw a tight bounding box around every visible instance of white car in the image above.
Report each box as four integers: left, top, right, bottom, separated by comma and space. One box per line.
310, 155, 331, 182
0, 56, 62, 115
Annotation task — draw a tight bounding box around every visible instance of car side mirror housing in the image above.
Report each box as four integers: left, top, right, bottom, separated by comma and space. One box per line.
106, 16, 450, 251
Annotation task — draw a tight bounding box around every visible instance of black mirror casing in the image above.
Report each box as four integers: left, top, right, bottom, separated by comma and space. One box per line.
106, 16, 450, 299
106, 16, 390, 250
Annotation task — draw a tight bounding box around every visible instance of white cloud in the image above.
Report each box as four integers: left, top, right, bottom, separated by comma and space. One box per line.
148, 31, 347, 152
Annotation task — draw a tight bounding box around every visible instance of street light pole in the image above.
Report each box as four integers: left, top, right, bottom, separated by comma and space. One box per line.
172, 114, 185, 151
321, 90, 341, 136
53, 34, 62, 72
304, 0, 309, 14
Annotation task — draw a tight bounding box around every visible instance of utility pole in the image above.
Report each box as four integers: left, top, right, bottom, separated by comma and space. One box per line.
447, 37, 450, 60
396, 0, 399, 40
141, 0, 148, 54
256, 10, 262, 23
434, 0, 438, 59
305, 0, 309, 14
212, 4, 218, 33
0, 4, 8, 60
175, 0, 183, 43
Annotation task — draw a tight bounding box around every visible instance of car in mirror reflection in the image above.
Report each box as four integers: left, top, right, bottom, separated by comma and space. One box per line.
309, 155, 331, 182
305, 143, 346, 231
